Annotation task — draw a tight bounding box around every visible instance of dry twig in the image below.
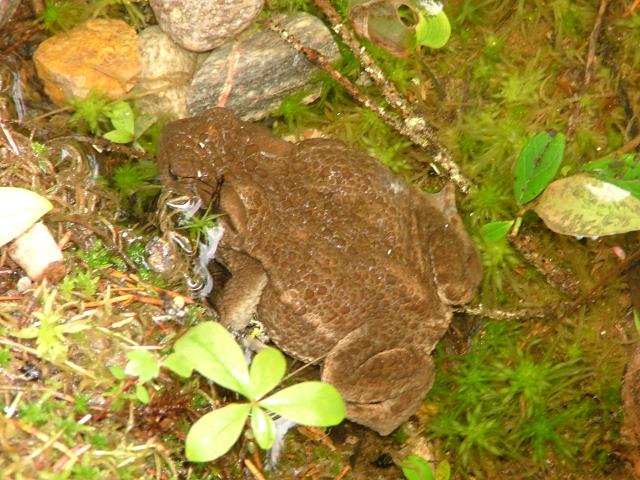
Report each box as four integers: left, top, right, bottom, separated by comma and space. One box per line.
567, 0, 609, 135
244, 458, 267, 480
266, 10, 473, 192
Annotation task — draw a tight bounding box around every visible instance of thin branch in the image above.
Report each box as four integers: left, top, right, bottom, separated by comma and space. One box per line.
266, 18, 473, 192
567, 0, 609, 136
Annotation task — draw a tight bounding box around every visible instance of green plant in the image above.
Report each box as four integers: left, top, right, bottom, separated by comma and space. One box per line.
111, 159, 159, 196
59, 270, 99, 298
68, 95, 157, 148
88, 0, 145, 27
0, 346, 12, 367
273, 90, 321, 132
68, 91, 112, 134
401, 455, 451, 480
483, 130, 640, 240
77, 239, 127, 271
178, 211, 223, 244
11, 289, 92, 363
161, 322, 345, 462
124, 349, 160, 403
38, 0, 86, 33
103, 100, 158, 149
427, 320, 600, 474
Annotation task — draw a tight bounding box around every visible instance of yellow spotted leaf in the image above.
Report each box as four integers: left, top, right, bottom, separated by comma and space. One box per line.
533, 174, 640, 237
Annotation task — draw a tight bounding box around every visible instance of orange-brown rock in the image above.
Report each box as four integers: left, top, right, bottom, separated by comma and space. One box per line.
33, 19, 141, 106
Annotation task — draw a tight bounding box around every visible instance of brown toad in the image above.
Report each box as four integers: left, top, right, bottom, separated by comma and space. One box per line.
158, 108, 482, 435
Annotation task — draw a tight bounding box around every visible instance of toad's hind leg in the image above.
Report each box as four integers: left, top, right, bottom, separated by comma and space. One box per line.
322, 328, 435, 435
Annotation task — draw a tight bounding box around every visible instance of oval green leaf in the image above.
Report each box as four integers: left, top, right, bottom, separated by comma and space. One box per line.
124, 350, 160, 383
135, 384, 150, 404
249, 348, 286, 400
172, 322, 250, 397
514, 131, 565, 205
435, 459, 451, 480
480, 220, 514, 242
0, 187, 53, 247
401, 455, 434, 480
259, 381, 346, 427
251, 405, 275, 450
106, 100, 135, 134
162, 352, 194, 378
185, 403, 251, 462
415, 11, 451, 49
581, 153, 640, 199
103, 129, 134, 144
533, 174, 640, 236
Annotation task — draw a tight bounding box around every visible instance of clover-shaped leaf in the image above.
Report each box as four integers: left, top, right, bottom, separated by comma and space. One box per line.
415, 10, 450, 49
251, 405, 276, 450
480, 220, 514, 242
249, 347, 286, 400
172, 322, 251, 397
402, 455, 435, 480
260, 382, 345, 426
125, 350, 160, 383
186, 403, 251, 462
162, 351, 194, 378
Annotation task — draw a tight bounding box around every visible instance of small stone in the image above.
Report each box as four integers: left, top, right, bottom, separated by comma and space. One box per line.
146, 237, 175, 273
0, 0, 19, 30
135, 26, 199, 119
187, 12, 339, 121
33, 19, 141, 106
150, 0, 264, 52
16, 276, 32, 293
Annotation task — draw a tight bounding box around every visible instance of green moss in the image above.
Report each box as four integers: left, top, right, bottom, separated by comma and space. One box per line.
60, 270, 99, 299
273, 90, 321, 132
465, 182, 514, 227
77, 239, 127, 271
428, 317, 622, 476
68, 91, 112, 135
495, 65, 546, 106
39, 0, 87, 33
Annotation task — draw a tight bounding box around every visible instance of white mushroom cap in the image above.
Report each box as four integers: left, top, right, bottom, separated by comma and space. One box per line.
0, 187, 53, 247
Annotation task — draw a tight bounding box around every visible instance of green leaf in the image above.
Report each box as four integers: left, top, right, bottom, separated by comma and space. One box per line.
581, 154, 640, 199
162, 352, 194, 378
435, 459, 451, 480
172, 322, 251, 397
135, 384, 150, 404
634, 310, 640, 337
251, 406, 275, 450
106, 100, 135, 134
259, 381, 345, 426
124, 350, 160, 383
185, 403, 251, 462
480, 220, 514, 242
415, 11, 451, 49
401, 455, 434, 480
109, 365, 126, 380
249, 348, 286, 400
0, 187, 53, 247
514, 131, 565, 205
533, 174, 640, 236
134, 113, 157, 140
104, 129, 134, 144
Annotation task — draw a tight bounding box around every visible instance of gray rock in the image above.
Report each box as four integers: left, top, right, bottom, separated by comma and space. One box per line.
187, 12, 339, 122
135, 26, 199, 119
149, 0, 264, 52
0, 0, 19, 29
